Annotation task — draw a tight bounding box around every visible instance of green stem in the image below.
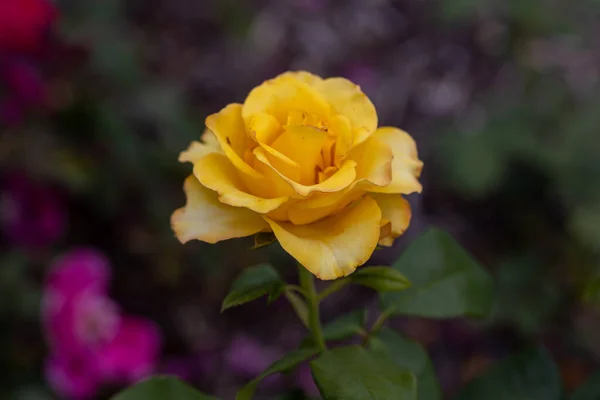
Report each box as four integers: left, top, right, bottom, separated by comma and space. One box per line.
316, 278, 350, 302
298, 265, 326, 351
362, 307, 394, 346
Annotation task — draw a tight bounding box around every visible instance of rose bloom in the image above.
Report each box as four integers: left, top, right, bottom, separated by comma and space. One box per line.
0, 0, 56, 54
172, 71, 422, 280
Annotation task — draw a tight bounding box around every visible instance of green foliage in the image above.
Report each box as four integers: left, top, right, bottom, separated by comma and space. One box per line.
310, 346, 417, 400
380, 228, 494, 318
570, 370, 600, 400
221, 264, 284, 311
111, 377, 218, 400
454, 347, 562, 400
349, 266, 411, 292
236, 348, 320, 400
369, 328, 442, 400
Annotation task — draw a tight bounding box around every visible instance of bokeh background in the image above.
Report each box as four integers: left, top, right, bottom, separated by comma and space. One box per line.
2, 0, 600, 398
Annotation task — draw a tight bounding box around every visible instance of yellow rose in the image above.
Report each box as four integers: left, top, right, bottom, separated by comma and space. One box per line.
171, 71, 423, 280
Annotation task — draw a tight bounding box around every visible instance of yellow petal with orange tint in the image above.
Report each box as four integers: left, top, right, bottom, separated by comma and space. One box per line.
206, 104, 263, 179
314, 78, 377, 146
264, 196, 382, 280
372, 193, 412, 247
193, 153, 289, 214
171, 176, 268, 244
242, 73, 330, 125
254, 147, 357, 197
369, 127, 423, 194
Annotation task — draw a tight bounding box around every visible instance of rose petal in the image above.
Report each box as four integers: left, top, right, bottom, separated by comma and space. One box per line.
242, 73, 330, 125
193, 153, 288, 214
171, 175, 268, 244
205, 104, 263, 179
313, 77, 377, 146
371, 193, 412, 247
178, 129, 223, 164
264, 196, 381, 280
369, 127, 423, 195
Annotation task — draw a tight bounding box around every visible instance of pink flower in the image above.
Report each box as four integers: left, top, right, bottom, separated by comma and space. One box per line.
96, 316, 162, 383
43, 249, 162, 399
0, 0, 56, 54
0, 172, 66, 248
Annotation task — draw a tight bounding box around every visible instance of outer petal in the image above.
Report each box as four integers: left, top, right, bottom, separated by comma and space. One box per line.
254, 147, 357, 197
205, 104, 263, 179
171, 176, 268, 244
313, 78, 377, 146
178, 129, 223, 164
346, 136, 393, 187
371, 194, 412, 247
369, 127, 423, 194
264, 196, 382, 280
193, 153, 288, 214
287, 190, 365, 225
242, 73, 331, 124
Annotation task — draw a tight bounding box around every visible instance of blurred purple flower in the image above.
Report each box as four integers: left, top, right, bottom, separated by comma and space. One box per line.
295, 362, 320, 398
225, 335, 280, 377
0, 172, 66, 249
43, 248, 162, 399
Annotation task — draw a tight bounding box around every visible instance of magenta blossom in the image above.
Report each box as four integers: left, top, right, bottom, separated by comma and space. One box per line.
43, 249, 162, 399
0, 172, 65, 248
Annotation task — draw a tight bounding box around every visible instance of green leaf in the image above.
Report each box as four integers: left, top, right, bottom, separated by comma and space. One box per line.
236, 348, 320, 400
570, 370, 600, 400
111, 376, 218, 400
310, 346, 417, 400
455, 346, 562, 400
380, 228, 494, 318
350, 266, 411, 292
221, 264, 284, 311
368, 328, 441, 400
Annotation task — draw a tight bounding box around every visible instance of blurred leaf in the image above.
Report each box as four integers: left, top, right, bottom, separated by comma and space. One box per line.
222, 264, 284, 311
369, 328, 442, 400
570, 370, 600, 400
380, 228, 494, 318
350, 266, 411, 292
455, 346, 562, 400
111, 376, 218, 400
310, 346, 416, 400
491, 258, 563, 334
236, 348, 320, 400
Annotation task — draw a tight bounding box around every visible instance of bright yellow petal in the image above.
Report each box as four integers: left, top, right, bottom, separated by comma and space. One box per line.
171, 176, 268, 244
205, 104, 263, 179
347, 136, 393, 187
327, 114, 353, 163
270, 125, 329, 185
281, 71, 324, 86
287, 190, 365, 225
369, 127, 423, 194
242, 73, 331, 125
264, 196, 382, 280
254, 147, 357, 197
178, 129, 223, 164
313, 78, 377, 146
193, 153, 289, 214
371, 193, 412, 247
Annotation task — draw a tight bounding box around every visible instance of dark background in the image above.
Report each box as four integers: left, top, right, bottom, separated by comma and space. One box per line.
2, 0, 600, 398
